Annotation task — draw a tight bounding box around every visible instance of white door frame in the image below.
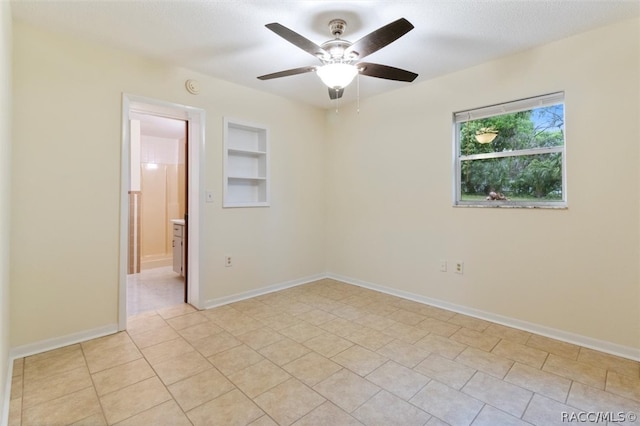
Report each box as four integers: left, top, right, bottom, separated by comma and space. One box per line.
119, 94, 206, 330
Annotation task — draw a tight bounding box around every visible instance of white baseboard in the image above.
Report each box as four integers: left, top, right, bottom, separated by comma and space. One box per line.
9, 323, 119, 360
202, 273, 327, 310
327, 273, 640, 362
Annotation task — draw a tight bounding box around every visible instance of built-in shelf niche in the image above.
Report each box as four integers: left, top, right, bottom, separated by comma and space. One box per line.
223, 118, 270, 207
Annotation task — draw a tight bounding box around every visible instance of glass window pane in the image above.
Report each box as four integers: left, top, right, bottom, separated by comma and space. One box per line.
460, 152, 563, 202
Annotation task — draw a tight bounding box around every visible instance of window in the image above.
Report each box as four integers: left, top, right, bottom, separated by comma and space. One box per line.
454, 92, 566, 208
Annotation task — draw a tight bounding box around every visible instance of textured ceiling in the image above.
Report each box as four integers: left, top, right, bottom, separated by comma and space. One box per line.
11, 0, 640, 109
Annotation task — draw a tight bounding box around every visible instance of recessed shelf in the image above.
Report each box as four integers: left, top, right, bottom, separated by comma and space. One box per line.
223, 118, 270, 208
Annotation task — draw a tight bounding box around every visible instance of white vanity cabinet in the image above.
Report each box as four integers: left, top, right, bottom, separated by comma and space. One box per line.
171, 219, 185, 276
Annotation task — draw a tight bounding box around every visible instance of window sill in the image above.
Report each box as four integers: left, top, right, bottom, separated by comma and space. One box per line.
453, 202, 568, 209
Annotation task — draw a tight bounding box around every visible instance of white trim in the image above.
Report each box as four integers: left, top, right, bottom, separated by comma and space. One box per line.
454, 91, 564, 122
120, 94, 206, 330
8, 324, 118, 360
202, 274, 326, 310
327, 272, 640, 362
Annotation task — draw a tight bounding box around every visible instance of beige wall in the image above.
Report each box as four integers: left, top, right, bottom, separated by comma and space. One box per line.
0, 0, 11, 420
325, 18, 640, 351
10, 22, 326, 347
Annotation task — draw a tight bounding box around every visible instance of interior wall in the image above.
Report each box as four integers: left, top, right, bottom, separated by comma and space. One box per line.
325, 18, 640, 351
0, 0, 11, 420
10, 21, 326, 348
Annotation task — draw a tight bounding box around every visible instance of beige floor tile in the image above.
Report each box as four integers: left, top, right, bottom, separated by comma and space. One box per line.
526, 334, 580, 360
456, 347, 514, 379
140, 337, 195, 366
293, 401, 362, 425
387, 308, 426, 326
168, 368, 235, 412
99, 376, 171, 424
471, 404, 529, 426
491, 339, 549, 369
254, 378, 326, 425
332, 344, 387, 376
380, 322, 430, 344
483, 323, 531, 345
116, 399, 191, 426
127, 314, 168, 335
278, 301, 315, 317
578, 347, 640, 378
462, 371, 533, 417
189, 331, 242, 357
250, 415, 279, 426
543, 353, 607, 389
295, 308, 338, 326
416, 317, 461, 337
229, 359, 291, 398
303, 332, 354, 358
8, 397, 21, 426
21, 387, 102, 426
523, 394, 579, 426
176, 320, 224, 342
69, 412, 107, 426
376, 339, 429, 368
366, 360, 430, 400
128, 324, 180, 349
152, 350, 212, 385
12, 358, 24, 377
418, 305, 456, 322
81, 332, 133, 353
219, 313, 264, 336
313, 369, 381, 413
186, 388, 264, 426
410, 380, 484, 426
320, 317, 364, 338
353, 389, 431, 425
22, 365, 92, 409
414, 353, 476, 390
451, 327, 501, 352
607, 371, 640, 401
237, 327, 285, 350
354, 313, 397, 331
363, 301, 401, 317
415, 334, 467, 359
426, 416, 450, 426
504, 362, 572, 402
208, 344, 265, 376
280, 322, 325, 343
156, 303, 197, 319
91, 358, 155, 396
23, 344, 86, 382
283, 352, 343, 386
83, 340, 143, 374
347, 327, 395, 351
331, 303, 367, 321
567, 381, 640, 413
166, 311, 209, 330
10, 374, 22, 400
259, 337, 311, 366
259, 313, 301, 330
447, 314, 492, 332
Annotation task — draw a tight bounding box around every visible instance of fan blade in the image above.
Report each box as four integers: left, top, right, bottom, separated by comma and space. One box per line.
358, 62, 418, 82
266, 23, 328, 58
328, 88, 344, 100
257, 66, 316, 80
345, 18, 414, 60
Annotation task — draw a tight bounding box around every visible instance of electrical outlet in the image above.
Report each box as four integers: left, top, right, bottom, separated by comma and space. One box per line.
439, 260, 447, 272
225, 256, 232, 267
455, 261, 464, 274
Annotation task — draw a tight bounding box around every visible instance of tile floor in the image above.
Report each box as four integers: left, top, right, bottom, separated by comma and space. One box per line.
127, 266, 185, 316
8, 279, 640, 425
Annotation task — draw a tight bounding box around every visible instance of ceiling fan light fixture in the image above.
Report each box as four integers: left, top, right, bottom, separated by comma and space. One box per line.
316, 63, 358, 89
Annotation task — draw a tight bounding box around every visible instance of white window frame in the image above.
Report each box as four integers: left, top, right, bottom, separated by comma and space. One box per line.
453, 92, 567, 208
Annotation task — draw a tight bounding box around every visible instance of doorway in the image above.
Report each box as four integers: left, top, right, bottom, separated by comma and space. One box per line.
119, 94, 205, 330
127, 114, 187, 315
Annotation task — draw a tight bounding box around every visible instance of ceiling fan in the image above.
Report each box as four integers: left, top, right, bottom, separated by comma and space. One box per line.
257, 18, 419, 100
